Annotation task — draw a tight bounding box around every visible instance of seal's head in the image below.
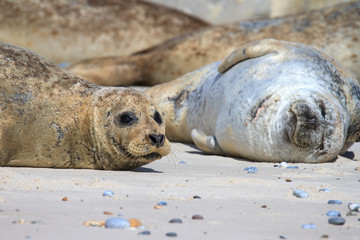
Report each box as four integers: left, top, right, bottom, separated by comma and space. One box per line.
91, 88, 170, 170
271, 90, 348, 163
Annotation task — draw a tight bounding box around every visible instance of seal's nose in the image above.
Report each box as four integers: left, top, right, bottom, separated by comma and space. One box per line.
148, 134, 165, 147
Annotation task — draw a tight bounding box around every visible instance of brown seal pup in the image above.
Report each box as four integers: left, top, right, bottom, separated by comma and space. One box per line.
0, 0, 208, 64
145, 39, 360, 163
0, 42, 170, 170
67, 2, 360, 86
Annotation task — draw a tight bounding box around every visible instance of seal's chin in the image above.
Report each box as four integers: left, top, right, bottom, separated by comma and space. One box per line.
142, 152, 162, 161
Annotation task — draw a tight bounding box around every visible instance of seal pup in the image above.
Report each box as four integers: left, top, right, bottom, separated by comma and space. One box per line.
0, 42, 170, 170
145, 39, 360, 163
67, 2, 360, 86
0, 0, 208, 64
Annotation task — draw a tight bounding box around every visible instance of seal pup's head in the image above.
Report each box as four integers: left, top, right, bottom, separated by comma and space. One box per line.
91, 88, 170, 170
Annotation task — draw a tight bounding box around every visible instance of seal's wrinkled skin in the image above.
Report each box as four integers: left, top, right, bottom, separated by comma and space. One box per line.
0, 42, 170, 170
0, 0, 208, 64
146, 39, 360, 163
67, 2, 360, 86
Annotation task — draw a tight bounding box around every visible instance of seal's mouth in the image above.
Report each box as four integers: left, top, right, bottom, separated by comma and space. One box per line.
111, 138, 162, 161
286, 101, 329, 151
120, 147, 161, 161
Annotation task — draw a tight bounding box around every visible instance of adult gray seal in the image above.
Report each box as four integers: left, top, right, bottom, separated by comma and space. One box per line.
67, 2, 360, 86
0, 0, 208, 64
145, 39, 360, 163
0, 42, 170, 170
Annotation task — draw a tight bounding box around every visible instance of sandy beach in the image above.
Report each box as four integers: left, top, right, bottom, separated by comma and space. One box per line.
0, 142, 359, 240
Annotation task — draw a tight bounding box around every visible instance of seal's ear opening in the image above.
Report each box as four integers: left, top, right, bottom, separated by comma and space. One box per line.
217, 39, 282, 73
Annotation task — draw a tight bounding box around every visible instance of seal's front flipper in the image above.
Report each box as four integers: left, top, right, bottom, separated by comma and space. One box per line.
191, 129, 224, 155
218, 39, 288, 73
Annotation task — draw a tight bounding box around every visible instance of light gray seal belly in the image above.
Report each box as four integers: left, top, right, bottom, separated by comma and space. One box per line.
0, 42, 170, 170
146, 39, 360, 163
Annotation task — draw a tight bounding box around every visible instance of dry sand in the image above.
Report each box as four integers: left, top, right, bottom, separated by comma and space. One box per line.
1, 142, 359, 240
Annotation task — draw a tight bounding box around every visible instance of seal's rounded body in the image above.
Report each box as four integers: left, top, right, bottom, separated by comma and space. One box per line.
0, 42, 170, 170
68, 2, 360, 86
0, 0, 208, 64
146, 39, 360, 163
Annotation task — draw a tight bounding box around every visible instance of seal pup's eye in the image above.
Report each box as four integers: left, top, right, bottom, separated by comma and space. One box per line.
153, 111, 163, 125
117, 112, 138, 125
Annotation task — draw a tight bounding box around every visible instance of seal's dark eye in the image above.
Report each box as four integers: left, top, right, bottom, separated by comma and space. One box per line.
118, 112, 138, 125
153, 111, 163, 125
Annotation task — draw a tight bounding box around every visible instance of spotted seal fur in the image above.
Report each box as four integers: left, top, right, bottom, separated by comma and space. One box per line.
67, 2, 360, 86
0, 42, 170, 170
0, 0, 208, 64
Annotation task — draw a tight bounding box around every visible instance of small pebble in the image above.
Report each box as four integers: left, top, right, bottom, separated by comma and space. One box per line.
280, 161, 288, 168
287, 166, 299, 169
285, 179, 292, 182
328, 217, 346, 225
154, 205, 163, 209
62, 196, 68, 201
193, 195, 201, 199
138, 230, 151, 235
328, 200, 342, 204
129, 218, 143, 228
169, 218, 183, 223
244, 166, 257, 173
293, 189, 309, 198
166, 232, 177, 237
83, 220, 105, 227
321, 234, 329, 238
319, 189, 331, 192
326, 211, 341, 217
103, 211, 113, 215
105, 217, 130, 229
178, 161, 187, 164
157, 201, 167, 206
103, 190, 114, 197
25, 235, 31, 239
355, 167, 360, 171
301, 223, 316, 229
192, 214, 204, 220
279, 235, 287, 239
16, 219, 26, 224
348, 203, 360, 212
30, 220, 45, 224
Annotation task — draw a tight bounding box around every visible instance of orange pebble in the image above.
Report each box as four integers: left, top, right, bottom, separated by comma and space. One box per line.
62, 196, 68, 201
154, 205, 163, 209
128, 218, 142, 228
82, 220, 105, 227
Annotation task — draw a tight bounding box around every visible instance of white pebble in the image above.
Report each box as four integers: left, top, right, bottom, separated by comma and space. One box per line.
348, 203, 360, 212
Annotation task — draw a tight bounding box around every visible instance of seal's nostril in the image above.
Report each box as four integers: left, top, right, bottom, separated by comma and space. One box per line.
159, 134, 165, 146
148, 134, 165, 147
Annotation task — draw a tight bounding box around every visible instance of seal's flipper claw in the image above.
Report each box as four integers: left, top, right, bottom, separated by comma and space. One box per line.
191, 129, 223, 155
218, 39, 285, 73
